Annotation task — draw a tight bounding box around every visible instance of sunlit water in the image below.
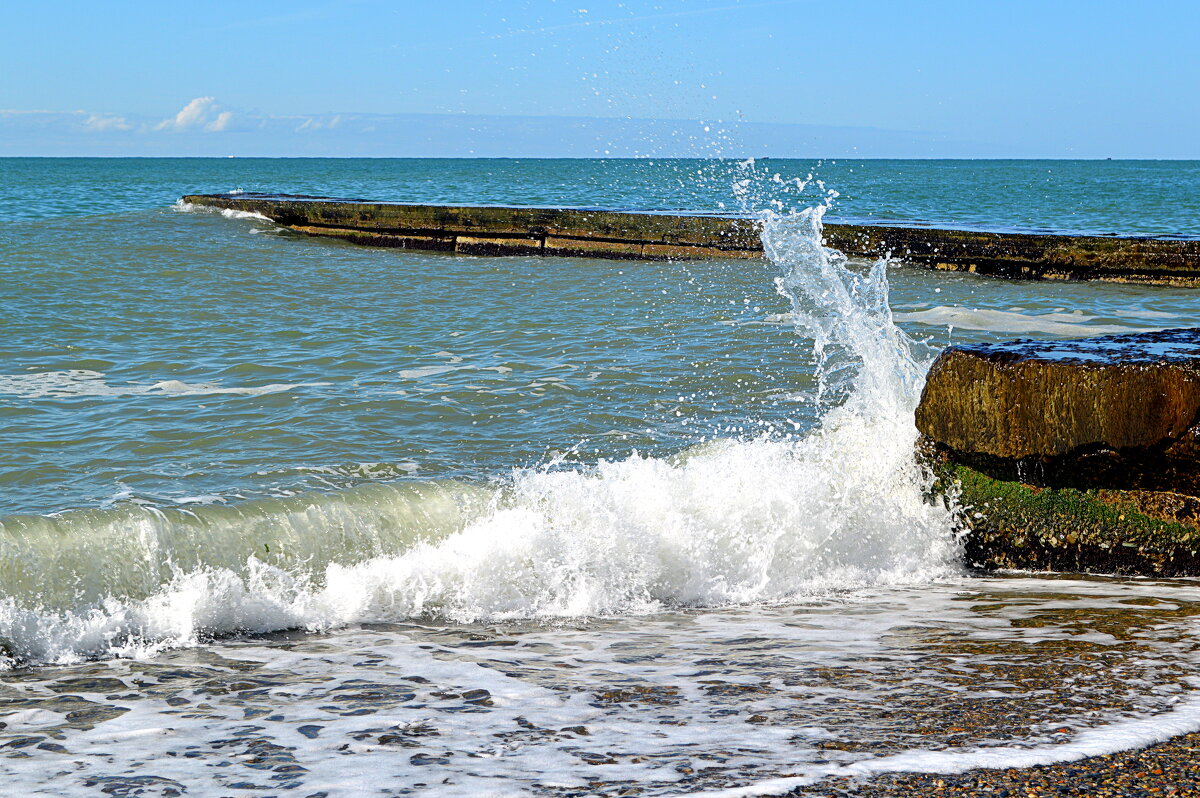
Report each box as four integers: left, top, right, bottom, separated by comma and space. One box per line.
5, 157, 1200, 237
1, 159, 1199, 795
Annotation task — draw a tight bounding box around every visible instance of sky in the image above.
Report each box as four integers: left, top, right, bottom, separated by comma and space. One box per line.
2, 0, 1197, 158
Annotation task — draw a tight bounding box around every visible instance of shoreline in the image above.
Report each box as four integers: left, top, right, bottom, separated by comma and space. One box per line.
810, 731, 1200, 796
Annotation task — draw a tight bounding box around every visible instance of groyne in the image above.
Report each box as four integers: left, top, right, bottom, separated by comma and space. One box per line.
182, 193, 1200, 285
918, 328, 1200, 576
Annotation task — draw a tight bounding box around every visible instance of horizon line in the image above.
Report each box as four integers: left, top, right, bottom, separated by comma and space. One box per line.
2, 155, 1195, 161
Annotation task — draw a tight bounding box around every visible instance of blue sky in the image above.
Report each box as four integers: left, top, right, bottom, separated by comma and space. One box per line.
2, 0, 1197, 157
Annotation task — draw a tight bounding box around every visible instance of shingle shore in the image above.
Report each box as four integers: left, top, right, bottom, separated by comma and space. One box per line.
805, 731, 1200, 797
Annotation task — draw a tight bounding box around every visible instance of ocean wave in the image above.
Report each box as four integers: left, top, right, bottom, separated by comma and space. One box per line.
0, 203, 962, 667
172, 199, 274, 223
0, 422, 959, 668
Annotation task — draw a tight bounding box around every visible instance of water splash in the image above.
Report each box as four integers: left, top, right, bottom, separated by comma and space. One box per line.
763, 204, 933, 413
0, 199, 960, 667
172, 199, 273, 223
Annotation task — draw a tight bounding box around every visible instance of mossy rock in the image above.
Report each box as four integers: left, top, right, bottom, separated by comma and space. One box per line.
939, 462, 1200, 576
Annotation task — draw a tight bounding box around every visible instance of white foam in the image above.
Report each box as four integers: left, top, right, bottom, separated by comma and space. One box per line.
397, 365, 460, 379
693, 693, 1200, 796
3, 581, 1198, 796
0, 204, 961, 665
0, 369, 328, 399
396, 352, 511, 380
894, 305, 1139, 336
172, 200, 273, 224
147, 378, 330, 396
172, 494, 226, 505
285, 461, 422, 478
1120, 308, 1180, 320
221, 207, 273, 222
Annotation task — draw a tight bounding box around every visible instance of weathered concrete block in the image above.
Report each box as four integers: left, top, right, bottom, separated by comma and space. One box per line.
918, 328, 1200, 576
181, 194, 1200, 282
642, 242, 757, 259
454, 235, 543, 256
543, 236, 644, 258
289, 225, 457, 251
917, 328, 1200, 493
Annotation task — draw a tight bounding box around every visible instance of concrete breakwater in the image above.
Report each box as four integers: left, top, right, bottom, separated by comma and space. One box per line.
182, 193, 1200, 284
918, 328, 1200, 576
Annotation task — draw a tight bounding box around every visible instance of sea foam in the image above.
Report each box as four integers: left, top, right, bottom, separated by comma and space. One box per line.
894, 305, 1143, 336
172, 199, 273, 223
0, 202, 961, 667
2, 198, 1199, 796
0, 369, 328, 400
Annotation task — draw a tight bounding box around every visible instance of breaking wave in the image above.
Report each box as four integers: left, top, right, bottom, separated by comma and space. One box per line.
172, 199, 274, 223
0, 203, 960, 667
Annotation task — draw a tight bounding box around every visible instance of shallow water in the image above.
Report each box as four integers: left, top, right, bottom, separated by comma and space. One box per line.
4, 576, 1200, 796
2, 159, 1200, 795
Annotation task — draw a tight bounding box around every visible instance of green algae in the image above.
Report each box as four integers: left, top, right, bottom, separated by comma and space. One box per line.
941, 463, 1200, 576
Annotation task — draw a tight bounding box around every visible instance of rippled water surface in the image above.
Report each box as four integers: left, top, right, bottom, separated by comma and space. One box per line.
3, 200, 1193, 517
1, 159, 1199, 796
4, 157, 1200, 237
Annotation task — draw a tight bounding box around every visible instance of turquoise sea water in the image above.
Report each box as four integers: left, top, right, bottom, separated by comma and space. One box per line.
2, 158, 1200, 796
3, 158, 1196, 518
5, 157, 1200, 236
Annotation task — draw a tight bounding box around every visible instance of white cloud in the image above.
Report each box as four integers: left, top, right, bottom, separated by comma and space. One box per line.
84, 113, 132, 132
156, 97, 232, 132
205, 111, 233, 132
296, 114, 342, 132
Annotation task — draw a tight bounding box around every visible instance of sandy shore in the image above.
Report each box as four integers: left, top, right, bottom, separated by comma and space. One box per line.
804, 732, 1200, 796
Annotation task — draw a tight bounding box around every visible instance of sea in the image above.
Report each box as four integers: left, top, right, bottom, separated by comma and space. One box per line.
1, 157, 1200, 796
